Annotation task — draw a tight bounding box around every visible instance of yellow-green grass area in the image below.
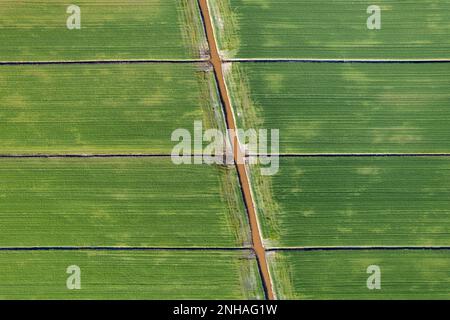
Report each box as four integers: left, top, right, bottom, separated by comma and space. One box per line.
268, 250, 450, 300
250, 157, 450, 247
225, 62, 450, 154
0, 250, 264, 299
0, 0, 207, 61
209, 0, 450, 60
0, 63, 225, 155
0, 158, 250, 248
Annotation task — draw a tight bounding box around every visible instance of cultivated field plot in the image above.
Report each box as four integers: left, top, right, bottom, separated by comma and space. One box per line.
250, 157, 450, 247
268, 250, 450, 300
0, 0, 206, 61
209, 0, 450, 59
0, 158, 249, 248
0, 250, 263, 299
0, 63, 224, 155
226, 62, 450, 154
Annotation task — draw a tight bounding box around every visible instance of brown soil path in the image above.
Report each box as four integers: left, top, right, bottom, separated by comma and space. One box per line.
197, 0, 275, 300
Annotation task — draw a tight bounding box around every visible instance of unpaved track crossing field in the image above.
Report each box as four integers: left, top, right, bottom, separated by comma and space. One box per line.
0, 0, 265, 299
0, 0, 449, 300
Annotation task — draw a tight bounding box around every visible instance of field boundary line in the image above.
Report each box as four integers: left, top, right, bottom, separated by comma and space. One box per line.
198, 0, 275, 300
267, 246, 450, 252
224, 58, 450, 64
0, 246, 252, 251
0, 59, 208, 66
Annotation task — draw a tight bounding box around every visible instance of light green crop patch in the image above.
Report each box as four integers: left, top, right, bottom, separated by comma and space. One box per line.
0, 158, 250, 248
0, 63, 225, 155
210, 0, 450, 59
0, 0, 207, 61
0, 250, 264, 299
250, 157, 450, 247
269, 250, 450, 300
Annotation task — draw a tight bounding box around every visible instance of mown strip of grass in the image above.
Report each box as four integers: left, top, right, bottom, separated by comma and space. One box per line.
269, 250, 450, 300
0, 158, 249, 247
250, 157, 450, 247
210, 0, 450, 59
0, 0, 206, 61
0, 250, 263, 299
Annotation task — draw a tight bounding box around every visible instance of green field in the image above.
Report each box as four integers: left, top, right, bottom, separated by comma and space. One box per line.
226, 62, 450, 154
269, 250, 450, 299
0, 250, 263, 299
0, 0, 206, 61
209, 0, 450, 59
0, 63, 224, 154
0, 158, 249, 247
250, 157, 450, 247
1, 0, 449, 300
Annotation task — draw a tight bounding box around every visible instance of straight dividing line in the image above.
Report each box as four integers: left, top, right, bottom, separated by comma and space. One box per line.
0, 59, 208, 66
197, 0, 275, 300
266, 246, 450, 252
